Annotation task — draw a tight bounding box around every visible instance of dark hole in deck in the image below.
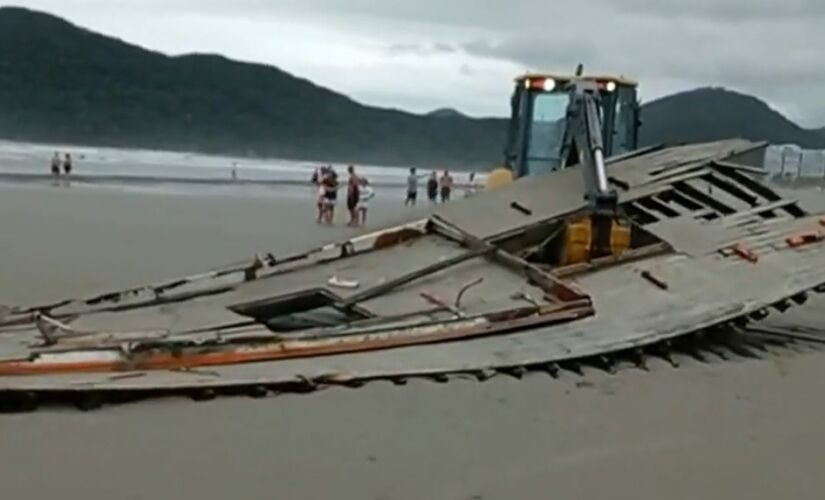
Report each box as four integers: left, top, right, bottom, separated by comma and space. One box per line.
637, 196, 681, 218
673, 182, 737, 216
229, 290, 370, 333
624, 203, 659, 226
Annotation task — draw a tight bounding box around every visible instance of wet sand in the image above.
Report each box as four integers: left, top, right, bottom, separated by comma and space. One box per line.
2, 182, 825, 500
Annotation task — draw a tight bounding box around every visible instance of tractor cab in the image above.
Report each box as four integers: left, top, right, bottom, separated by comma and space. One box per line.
503, 73, 640, 180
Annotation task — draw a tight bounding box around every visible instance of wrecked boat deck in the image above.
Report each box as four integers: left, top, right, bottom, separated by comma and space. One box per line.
2, 139, 825, 404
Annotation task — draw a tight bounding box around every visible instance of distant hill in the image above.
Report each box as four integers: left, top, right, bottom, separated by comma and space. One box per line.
427, 108, 468, 119
639, 88, 825, 149
0, 7, 504, 168
0, 7, 823, 168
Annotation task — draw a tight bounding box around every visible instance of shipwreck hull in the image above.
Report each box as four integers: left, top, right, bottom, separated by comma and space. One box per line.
2, 139, 825, 402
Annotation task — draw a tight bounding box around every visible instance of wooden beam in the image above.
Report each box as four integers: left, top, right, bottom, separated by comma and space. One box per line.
429, 215, 590, 303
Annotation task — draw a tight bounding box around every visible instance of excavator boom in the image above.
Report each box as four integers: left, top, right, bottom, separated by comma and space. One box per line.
561, 78, 618, 212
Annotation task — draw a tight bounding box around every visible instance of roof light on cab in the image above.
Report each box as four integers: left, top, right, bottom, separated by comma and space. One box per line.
605, 81, 617, 92
542, 78, 556, 91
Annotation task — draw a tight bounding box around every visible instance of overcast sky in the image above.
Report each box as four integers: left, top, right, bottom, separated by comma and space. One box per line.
8, 0, 825, 127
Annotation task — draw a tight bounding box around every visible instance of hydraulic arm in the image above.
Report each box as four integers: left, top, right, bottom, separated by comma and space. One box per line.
560, 78, 628, 261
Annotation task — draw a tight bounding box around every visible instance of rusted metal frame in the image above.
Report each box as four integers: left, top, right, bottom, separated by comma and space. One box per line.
672, 181, 737, 216
717, 220, 816, 256
429, 214, 590, 304
554, 242, 673, 278
419, 292, 466, 318
101, 300, 591, 354
786, 230, 825, 248
0, 304, 593, 376
36, 307, 466, 354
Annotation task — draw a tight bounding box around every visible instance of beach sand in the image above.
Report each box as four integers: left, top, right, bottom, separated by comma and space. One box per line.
1, 182, 824, 500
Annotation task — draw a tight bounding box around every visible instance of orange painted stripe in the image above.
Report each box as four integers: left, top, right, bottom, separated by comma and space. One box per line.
0, 307, 592, 377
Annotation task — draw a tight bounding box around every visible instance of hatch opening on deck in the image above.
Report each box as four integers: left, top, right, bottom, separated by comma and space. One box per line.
229, 290, 371, 333
494, 214, 666, 271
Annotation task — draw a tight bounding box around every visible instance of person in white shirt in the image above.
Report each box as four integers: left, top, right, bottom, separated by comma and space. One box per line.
464, 172, 480, 198
358, 178, 375, 226
50, 152, 61, 179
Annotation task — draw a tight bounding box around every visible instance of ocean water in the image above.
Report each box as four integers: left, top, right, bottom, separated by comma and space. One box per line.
0, 140, 483, 195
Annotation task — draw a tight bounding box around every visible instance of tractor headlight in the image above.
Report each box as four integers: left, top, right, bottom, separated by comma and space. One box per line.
542, 78, 556, 91
605, 81, 617, 92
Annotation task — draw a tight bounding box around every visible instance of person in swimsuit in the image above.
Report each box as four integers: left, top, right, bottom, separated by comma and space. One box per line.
346, 165, 361, 226
316, 168, 327, 224
322, 168, 339, 224
427, 172, 439, 203
63, 153, 73, 177
440, 170, 453, 203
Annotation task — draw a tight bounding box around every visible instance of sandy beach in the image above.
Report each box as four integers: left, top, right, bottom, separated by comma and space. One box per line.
2, 181, 825, 500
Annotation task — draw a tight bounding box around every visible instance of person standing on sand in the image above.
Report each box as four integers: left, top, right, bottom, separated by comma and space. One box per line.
427, 172, 439, 203
440, 170, 453, 203
405, 168, 429, 206
62, 153, 73, 178
50, 152, 61, 179
316, 167, 328, 224
464, 172, 479, 198
405, 168, 419, 206
322, 167, 339, 224
346, 165, 361, 226
358, 177, 375, 226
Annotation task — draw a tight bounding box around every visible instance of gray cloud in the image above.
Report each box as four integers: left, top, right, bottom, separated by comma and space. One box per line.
387, 42, 457, 56
610, 0, 825, 21
12, 0, 825, 126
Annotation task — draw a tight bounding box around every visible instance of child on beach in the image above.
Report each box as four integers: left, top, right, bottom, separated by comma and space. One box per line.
358, 178, 375, 226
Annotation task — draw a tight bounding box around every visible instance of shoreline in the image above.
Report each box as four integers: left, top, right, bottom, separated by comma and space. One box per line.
0, 137, 490, 173
0, 172, 479, 192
